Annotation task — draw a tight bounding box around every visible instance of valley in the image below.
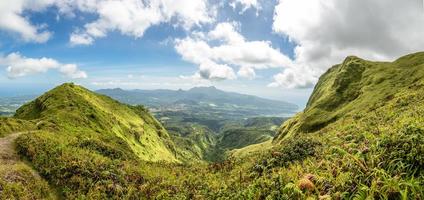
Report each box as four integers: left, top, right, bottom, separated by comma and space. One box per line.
0, 87, 290, 163
0, 52, 423, 199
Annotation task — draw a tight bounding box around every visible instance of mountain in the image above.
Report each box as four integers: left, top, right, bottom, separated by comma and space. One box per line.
97, 86, 298, 118
15, 83, 178, 162
2, 52, 423, 199
6, 83, 191, 198
2, 83, 288, 198
246, 52, 424, 199
275, 52, 424, 142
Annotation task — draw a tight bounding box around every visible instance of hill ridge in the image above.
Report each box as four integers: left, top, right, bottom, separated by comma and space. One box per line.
14, 83, 179, 162
275, 51, 424, 142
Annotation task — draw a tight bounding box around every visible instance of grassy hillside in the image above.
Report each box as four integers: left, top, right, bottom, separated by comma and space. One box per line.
1, 52, 423, 199
275, 53, 424, 141
0, 117, 35, 137
10, 83, 186, 198
15, 83, 177, 162
250, 52, 424, 198
218, 128, 274, 150
166, 123, 217, 162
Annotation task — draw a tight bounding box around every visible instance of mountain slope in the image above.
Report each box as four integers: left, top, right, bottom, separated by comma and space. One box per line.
0, 131, 56, 199
242, 52, 424, 199
1, 52, 423, 199
15, 83, 178, 162
275, 52, 424, 142
10, 83, 189, 198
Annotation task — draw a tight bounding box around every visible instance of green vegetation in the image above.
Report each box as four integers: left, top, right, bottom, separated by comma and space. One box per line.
9, 83, 178, 198
0, 163, 54, 199
276, 53, 424, 140
1, 52, 424, 199
15, 83, 178, 162
266, 52, 424, 198
0, 117, 35, 137
218, 128, 274, 150
162, 115, 286, 162
167, 123, 217, 162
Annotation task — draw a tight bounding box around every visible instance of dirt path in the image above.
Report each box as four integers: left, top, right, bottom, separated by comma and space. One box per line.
0, 132, 27, 165
0, 132, 59, 199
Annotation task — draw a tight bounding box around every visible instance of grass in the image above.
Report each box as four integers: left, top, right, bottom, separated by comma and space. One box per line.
0, 163, 55, 199
1, 52, 424, 198
0, 117, 35, 137
15, 83, 178, 162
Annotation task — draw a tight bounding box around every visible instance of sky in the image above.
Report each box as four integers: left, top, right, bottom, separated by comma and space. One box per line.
0, 0, 423, 107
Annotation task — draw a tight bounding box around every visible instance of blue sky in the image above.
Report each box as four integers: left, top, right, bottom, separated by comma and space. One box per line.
0, 0, 422, 107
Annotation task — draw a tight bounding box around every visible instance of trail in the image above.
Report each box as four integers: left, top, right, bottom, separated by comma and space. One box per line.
0, 131, 59, 199
0, 132, 27, 165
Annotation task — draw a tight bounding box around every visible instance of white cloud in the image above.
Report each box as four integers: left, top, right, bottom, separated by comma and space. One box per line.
271, 0, 424, 88
69, 32, 94, 46
268, 66, 317, 89
67, 0, 214, 46
91, 75, 213, 89
229, 0, 261, 14
0, 0, 52, 43
237, 66, 255, 79
0, 52, 87, 79
198, 61, 236, 80
58, 64, 88, 79
0, 0, 214, 44
175, 22, 292, 81
208, 22, 244, 44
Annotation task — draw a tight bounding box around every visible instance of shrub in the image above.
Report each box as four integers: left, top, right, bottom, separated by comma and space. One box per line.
378, 123, 424, 172
0, 163, 54, 199
261, 137, 321, 170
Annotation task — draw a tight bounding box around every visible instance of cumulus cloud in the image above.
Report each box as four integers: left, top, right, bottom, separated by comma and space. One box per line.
0, 52, 87, 79
67, 0, 214, 45
271, 0, 424, 88
175, 22, 292, 81
69, 32, 94, 46
198, 61, 236, 80
0, 0, 52, 43
237, 66, 256, 79
229, 0, 261, 14
58, 64, 88, 79
0, 0, 214, 44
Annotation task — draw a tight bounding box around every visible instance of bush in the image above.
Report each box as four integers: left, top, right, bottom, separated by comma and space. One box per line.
0, 163, 54, 199
378, 123, 424, 172
254, 137, 321, 174
15, 131, 149, 199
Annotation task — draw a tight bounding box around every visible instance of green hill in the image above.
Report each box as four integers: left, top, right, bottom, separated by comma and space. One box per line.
166, 123, 218, 162
7, 83, 187, 198
15, 83, 178, 162
275, 52, 424, 142
250, 52, 424, 199
1, 52, 423, 199
217, 128, 274, 151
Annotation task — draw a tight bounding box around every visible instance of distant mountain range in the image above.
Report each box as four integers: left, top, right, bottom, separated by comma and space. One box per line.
97, 86, 298, 118
2, 52, 424, 199
0, 86, 298, 118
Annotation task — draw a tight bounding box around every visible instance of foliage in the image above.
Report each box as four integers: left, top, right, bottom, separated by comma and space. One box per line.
2, 52, 424, 199
254, 137, 320, 173
14, 83, 178, 162
0, 117, 35, 137
0, 163, 54, 199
